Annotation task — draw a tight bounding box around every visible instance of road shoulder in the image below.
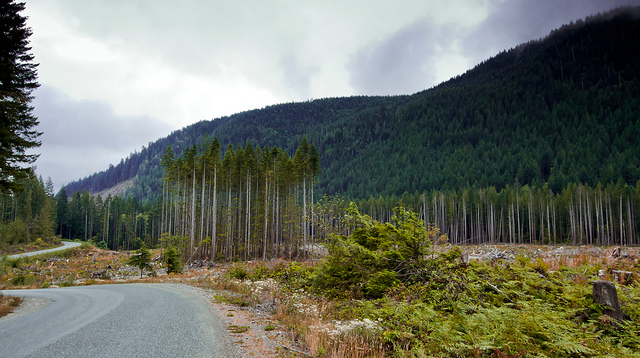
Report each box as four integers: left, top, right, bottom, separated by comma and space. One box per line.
0, 297, 52, 323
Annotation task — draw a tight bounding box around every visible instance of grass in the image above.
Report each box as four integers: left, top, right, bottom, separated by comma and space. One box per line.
189, 246, 640, 358
2, 243, 639, 357
0, 237, 63, 257
227, 324, 250, 334
0, 245, 169, 289
0, 292, 22, 318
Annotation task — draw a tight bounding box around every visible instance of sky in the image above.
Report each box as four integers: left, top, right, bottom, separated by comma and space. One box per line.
21, 0, 640, 191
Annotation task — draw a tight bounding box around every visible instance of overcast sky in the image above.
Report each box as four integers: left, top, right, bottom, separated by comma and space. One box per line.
22, 0, 639, 191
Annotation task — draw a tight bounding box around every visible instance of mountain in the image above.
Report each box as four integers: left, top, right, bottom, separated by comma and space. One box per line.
64, 6, 640, 200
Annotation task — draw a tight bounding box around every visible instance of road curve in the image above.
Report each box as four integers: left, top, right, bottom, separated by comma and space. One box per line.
0, 284, 239, 358
7, 241, 82, 259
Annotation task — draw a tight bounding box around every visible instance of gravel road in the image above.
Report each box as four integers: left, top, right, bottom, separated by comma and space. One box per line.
7, 241, 82, 259
0, 284, 241, 358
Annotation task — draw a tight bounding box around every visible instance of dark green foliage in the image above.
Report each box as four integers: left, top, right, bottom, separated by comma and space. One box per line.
228, 265, 248, 280
0, 0, 41, 192
305, 204, 640, 355
313, 240, 640, 356
66, 8, 640, 204
51, 188, 163, 252
164, 245, 182, 274
127, 245, 153, 278
1, 174, 56, 252
314, 204, 439, 299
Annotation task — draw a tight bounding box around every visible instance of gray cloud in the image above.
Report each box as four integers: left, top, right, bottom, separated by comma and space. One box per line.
348, 0, 640, 96
21, 0, 640, 192
348, 19, 455, 95
280, 54, 319, 100
32, 85, 171, 189
463, 0, 640, 66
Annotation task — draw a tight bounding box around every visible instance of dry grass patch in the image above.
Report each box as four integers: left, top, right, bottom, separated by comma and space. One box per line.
0, 293, 22, 318
0, 245, 169, 289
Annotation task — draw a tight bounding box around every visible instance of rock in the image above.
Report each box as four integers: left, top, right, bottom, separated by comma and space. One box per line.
92, 270, 109, 279
592, 280, 623, 321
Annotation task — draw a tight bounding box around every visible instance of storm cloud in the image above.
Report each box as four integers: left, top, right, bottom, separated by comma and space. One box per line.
348, 19, 464, 95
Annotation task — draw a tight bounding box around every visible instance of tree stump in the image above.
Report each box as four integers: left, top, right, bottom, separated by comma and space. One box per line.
610, 246, 621, 258
592, 280, 623, 321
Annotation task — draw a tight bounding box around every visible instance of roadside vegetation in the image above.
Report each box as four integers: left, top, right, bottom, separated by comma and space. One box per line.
0, 236, 62, 257
1, 207, 639, 356
194, 207, 640, 357
0, 292, 22, 318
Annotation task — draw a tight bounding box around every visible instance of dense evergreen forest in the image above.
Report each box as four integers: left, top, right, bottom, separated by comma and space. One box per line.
41, 7, 640, 252
65, 8, 640, 201
51, 138, 321, 261
0, 174, 57, 252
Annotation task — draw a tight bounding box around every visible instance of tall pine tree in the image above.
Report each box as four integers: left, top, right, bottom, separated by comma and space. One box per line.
0, 0, 40, 192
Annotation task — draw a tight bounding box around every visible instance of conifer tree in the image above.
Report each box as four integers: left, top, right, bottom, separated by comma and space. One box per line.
165, 245, 182, 274
0, 0, 40, 192
128, 244, 153, 278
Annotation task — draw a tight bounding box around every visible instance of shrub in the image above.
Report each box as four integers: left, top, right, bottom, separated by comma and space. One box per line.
9, 273, 35, 286
165, 245, 182, 274
228, 265, 248, 280
79, 241, 94, 250
314, 203, 440, 299
128, 244, 153, 278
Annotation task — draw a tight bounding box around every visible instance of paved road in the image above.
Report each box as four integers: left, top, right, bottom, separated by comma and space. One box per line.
7, 241, 82, 259
0, 284, 237, 358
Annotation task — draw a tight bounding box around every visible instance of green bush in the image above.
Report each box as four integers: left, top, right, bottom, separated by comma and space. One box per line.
314, 203, 439, 299
228, 265, 248, 280
302, 203, 640, 356
128, 245, 153, 278
165, 245, 182, 274
9, 273, 37, 286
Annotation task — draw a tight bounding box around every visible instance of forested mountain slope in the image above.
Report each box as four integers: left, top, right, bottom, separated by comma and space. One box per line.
65, 7, 640, 201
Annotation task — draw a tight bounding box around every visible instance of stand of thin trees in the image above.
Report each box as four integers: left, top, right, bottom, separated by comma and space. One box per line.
54, 160, 638, 253
356, 180, 639, 246
160, 137, 320, 262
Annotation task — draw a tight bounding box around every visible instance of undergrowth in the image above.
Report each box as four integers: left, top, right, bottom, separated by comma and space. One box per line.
205, 206, 640, 357
1, 206, 639, 357
0, 291, 22, 318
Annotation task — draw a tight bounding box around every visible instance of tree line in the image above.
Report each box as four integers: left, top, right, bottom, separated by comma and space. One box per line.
44, 137, 322, 260
353, 180, 640, 247
159, 136, 319, 262
54, 186, 162, 251
10, 172, 638, 257
0, 174, 56, 252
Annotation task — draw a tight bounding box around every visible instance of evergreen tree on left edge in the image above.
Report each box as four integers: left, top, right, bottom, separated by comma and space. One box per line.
0, 0, 40, 192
